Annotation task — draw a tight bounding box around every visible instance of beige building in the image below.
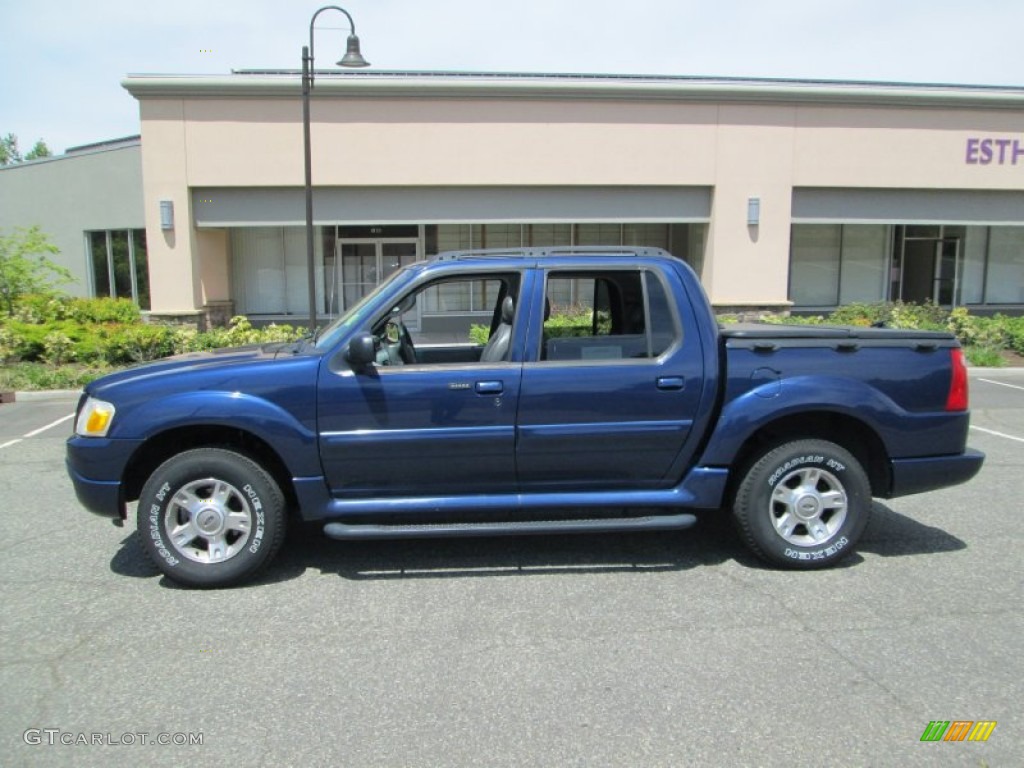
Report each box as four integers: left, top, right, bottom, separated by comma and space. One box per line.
63, 72, 1024, 324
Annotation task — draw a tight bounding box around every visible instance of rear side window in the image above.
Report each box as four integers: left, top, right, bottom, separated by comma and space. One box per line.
645, 270, 677, 357
540, 269, 679, 362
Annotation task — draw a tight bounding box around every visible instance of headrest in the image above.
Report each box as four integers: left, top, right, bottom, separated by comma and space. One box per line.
501, 295, 515, 323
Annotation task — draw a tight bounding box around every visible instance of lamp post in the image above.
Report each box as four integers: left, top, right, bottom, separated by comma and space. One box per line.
302, 5, 369, 333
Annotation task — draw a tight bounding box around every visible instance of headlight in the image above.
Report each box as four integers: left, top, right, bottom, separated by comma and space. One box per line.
75, 397, 116, 437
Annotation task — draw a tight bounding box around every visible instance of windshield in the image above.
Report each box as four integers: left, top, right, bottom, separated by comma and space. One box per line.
313, 268, 412, 350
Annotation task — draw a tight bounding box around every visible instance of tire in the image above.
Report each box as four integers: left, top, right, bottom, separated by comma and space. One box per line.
733, 439, 870, 569
137, 448, 286, 588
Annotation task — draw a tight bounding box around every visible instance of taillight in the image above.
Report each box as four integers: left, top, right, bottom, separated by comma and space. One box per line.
946, 348, 969, 412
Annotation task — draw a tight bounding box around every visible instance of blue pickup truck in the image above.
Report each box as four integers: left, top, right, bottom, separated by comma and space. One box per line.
67, 247, 984, 587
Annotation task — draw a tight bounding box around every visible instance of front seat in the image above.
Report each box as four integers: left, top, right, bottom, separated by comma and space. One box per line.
480, 296, 514, 362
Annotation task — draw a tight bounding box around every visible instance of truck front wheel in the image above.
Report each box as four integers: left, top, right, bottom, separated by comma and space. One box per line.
137, 448, 286, 588
733, 439, 870, 569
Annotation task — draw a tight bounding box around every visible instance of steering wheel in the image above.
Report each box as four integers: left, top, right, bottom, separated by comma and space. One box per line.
397, 321, 417, 364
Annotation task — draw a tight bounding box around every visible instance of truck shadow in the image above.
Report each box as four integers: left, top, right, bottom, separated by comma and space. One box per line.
109, 501, 967, 586
274, 519, 740, 582
857, 500, 967, 558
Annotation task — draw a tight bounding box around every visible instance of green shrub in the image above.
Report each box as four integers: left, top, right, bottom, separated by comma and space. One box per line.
758, 313, 825, 325
886, 301, 948, 331
544, 306, 611, 338
0, 361, 113, 391
12, 294, 69, 323
101, 324, 175, 364
946, 307, 1007, 350
828, 302, 888, 326
999, 314, 1024, 355
964, 345, 1005, 367
170, 316, 303, 354
469, 324, 490, 345
67, 297, 141, 324
0, 325, 16, 362
42, 331, 75, 365
7, 295, 140, 325
1, 320, 48, 360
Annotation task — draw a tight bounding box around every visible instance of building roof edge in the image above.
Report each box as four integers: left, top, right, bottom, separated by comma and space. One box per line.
121, 71, 1024, 109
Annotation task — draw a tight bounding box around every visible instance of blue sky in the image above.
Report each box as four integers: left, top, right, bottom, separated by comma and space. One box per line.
2, 0, 1022, 154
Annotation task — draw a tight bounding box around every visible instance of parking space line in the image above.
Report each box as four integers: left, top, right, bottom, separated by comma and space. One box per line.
970, 425, 1024, 444
23, 413, 74, 438
977, 378, 1024, 393
0, 413, 75, 450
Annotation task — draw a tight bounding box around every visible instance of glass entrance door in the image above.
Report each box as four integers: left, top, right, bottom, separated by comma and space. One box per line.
935, 238, 961, 306
895, 228, 962, 307
339, 238, 420, 322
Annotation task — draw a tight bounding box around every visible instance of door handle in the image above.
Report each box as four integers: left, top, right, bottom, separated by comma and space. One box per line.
475, 381, 504, 395
656, 377, 685, 391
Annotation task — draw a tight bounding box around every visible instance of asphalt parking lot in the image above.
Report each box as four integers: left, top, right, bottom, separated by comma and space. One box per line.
1, 372, 1021, 767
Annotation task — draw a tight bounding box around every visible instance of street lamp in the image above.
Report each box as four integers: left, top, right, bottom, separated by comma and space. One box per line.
302, 5, 369, 333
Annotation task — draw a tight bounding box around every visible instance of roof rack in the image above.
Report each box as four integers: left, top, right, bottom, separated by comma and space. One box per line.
432, 246, 671, 261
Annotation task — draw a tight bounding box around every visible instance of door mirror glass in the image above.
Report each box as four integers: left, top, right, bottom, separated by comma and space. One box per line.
383, 321, 402, 345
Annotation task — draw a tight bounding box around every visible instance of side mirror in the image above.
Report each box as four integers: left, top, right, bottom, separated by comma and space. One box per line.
346, 332, 377, 367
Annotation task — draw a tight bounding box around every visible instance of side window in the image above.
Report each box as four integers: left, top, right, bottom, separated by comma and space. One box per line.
645, 270, 679, 357
541, 270, 678, 362
415, 277, 508, 346
372, 273, 520, 366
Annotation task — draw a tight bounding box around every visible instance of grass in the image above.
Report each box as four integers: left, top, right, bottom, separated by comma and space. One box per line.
963, 346, 1006, 368
0, 362, 114, 392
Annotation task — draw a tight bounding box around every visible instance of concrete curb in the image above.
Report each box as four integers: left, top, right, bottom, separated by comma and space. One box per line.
9, 390, 82, 402
968, 367, 1024, 375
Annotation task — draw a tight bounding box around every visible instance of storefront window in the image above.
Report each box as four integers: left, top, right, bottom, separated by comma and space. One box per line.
793, 223, 1024, 308
87, 229, 150, 308
231, 226, 321, 315
985, 227, 1024, 304
959, 227, 987, 306
839, 225, 889, 303
431, 222, 694, 255
89, 232, 110, 297
790, 225, 841, 306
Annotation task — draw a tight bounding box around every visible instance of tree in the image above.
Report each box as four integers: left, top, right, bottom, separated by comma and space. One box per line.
0, 134, 18, 165
0, 227, 71, 316
0, 134, 51, 165
25, 140, 51, 161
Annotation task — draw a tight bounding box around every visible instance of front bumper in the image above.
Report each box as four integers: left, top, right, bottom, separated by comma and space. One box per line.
888, 448, 985, 498
65, 436, 143, 519
66, 460, 124, 519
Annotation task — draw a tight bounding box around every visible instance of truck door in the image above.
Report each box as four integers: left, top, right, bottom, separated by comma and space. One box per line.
516, 266, 704, 490
317, 270, 525, 497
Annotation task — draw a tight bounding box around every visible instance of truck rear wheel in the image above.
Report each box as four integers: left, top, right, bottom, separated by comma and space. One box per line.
137, 448, 286, 588
733, 439, 870, 569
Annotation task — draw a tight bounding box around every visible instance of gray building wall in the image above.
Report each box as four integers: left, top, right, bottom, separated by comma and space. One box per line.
0, 138, 143, 297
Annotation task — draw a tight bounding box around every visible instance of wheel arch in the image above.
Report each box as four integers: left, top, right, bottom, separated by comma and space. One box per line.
122, 425, 299, 514
725, 411, 891, 505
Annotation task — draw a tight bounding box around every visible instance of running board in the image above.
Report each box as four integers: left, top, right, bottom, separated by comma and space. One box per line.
323, 513, 698, 540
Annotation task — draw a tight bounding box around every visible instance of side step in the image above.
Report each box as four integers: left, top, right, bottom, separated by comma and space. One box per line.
323, 513, 698, 540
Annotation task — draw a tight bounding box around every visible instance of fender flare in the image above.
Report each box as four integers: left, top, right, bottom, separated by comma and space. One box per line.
698, 375, 902, 467
119, 391, 321, 477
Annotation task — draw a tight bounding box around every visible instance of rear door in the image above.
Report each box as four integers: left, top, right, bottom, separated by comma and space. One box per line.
516, 264, 705, 490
